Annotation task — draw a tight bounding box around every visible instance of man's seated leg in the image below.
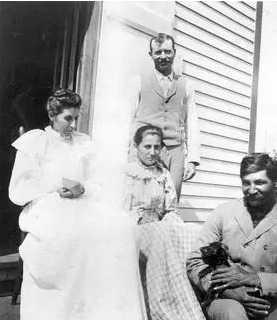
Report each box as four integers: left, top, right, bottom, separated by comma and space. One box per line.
207, 299, 248, 320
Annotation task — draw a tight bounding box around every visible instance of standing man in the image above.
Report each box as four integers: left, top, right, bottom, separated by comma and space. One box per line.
128, 33, 200, 201
187, 153, 277, 320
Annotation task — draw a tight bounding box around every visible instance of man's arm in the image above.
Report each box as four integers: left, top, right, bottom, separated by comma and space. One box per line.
183, 80, 200, 180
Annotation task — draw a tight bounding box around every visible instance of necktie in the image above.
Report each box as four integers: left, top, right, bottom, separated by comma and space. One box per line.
160, 77, 171, 98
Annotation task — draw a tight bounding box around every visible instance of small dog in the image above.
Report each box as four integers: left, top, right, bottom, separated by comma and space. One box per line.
199, 242, 230, 309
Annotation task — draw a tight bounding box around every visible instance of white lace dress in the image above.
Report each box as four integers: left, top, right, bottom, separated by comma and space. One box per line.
9, 126, 146, 320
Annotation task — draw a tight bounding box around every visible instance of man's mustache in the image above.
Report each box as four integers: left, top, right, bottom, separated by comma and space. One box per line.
244, 194, 262, 201
157, 58, 171, 62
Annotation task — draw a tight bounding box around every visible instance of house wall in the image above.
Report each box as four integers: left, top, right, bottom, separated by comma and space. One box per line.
173, 2, 257, 221
90, 1, 261, 222
255, 2, 277, 154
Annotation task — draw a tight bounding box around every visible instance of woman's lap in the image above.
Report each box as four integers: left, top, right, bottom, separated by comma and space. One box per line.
138, 219, 206, 320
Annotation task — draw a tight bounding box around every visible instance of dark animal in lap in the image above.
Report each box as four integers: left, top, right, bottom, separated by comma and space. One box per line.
199, 242, 230, 310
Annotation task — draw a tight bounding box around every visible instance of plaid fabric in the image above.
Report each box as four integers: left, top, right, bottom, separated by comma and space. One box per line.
138, 213, 206, 320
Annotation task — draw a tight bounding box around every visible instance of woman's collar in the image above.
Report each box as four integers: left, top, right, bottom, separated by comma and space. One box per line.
45, 125, 60, 138
126, 160, 164, 180
44, 126, 73, 142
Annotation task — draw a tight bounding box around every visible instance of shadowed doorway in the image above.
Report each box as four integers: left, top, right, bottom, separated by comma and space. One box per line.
0, 1, 96, 255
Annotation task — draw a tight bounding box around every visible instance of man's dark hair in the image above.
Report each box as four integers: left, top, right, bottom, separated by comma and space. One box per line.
240, 153, 277, 181
149, 33, 175, 53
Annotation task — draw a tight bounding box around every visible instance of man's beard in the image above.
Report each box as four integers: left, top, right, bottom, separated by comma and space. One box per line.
243, 191, 276, 215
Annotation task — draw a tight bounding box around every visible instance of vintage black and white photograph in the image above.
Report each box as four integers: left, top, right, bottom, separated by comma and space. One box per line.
0, 1, 277, 320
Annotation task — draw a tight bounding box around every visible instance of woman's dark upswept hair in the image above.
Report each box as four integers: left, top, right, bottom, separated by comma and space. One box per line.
240, 153, 277, 181
46, 88, 82, 116
134, 125, 163, 146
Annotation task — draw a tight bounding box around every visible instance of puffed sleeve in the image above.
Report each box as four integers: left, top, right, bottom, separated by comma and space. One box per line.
77, 135, 101, 198
122, 163, 146, 223
9, 130, 50, 206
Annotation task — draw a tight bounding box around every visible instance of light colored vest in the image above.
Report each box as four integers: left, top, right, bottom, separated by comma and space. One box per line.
134, 71, 188, 146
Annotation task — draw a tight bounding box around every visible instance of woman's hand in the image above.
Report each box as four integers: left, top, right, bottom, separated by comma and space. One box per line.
69, 183, 85, 198
57, 184, 85, 199
58, 188, 74, 199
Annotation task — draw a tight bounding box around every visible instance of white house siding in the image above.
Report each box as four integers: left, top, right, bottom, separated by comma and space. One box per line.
173, 2, 258, 222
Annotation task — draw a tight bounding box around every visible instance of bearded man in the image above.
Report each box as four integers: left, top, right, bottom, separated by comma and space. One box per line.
187, 153, 277, 320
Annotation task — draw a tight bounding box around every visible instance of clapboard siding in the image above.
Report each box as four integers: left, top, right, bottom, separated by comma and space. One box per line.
199, 119, 249, 141
175, 32, 253, 74
201, 145, 246, 163
175, 18, 253, 63
181, 50, 252, 85
180, 196, 238, 210
195, 93, 251, 119
174, 1, 257, 221
203, 2, 255, 30
189, 78, 251, 107
243, 2, 256, 10
176, 3, 254, 50
184, 64, 252, 96
200, 132, 249, 152
178, 2, 254, 40
225, 2, 256, 20
197, 157, 240, 175
198, 105, 250, 129
182, 182, 241, 198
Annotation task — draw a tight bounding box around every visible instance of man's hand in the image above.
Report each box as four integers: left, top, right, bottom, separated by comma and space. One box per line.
218, 286, 270, 319
184, 162, 196, 181
211, 264, 260, 290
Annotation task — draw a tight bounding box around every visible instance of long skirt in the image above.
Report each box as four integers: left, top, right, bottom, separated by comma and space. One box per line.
19, 193, 146, 320
138, 213, 206, 320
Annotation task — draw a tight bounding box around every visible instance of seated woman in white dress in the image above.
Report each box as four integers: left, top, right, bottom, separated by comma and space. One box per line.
125, 125, 206, 320
9, 88, 146, 320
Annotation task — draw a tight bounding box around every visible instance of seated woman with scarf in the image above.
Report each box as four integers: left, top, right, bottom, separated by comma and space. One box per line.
125, 125, 206, 320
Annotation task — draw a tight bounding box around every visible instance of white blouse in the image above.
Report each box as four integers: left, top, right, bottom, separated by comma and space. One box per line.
9, 126, 97, 207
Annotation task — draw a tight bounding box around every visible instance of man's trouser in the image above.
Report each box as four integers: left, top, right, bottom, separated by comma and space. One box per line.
129, 144, 185, 201
159, 145, 185, 201
207, 298, 277, 320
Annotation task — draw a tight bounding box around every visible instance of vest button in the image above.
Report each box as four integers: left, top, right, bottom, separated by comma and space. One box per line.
263, 244, 268, 250
260, 267, 265, 272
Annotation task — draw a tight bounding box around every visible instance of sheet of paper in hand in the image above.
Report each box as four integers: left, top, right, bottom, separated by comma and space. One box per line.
62, 177, 83, 197
62, 178, 80, 189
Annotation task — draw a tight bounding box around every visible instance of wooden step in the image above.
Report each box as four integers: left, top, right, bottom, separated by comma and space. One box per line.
0, 254, 19, 281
